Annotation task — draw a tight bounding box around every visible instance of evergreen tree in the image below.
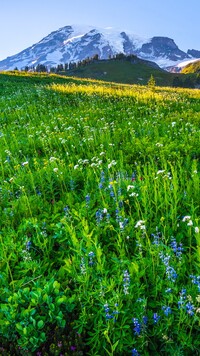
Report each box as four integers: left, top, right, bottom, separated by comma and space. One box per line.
35, 64, 47, 72
148, 75, 156, 90
93, 54, 99, 61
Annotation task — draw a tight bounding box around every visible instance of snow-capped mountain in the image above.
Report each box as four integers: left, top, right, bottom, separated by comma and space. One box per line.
0, 24, 198, 71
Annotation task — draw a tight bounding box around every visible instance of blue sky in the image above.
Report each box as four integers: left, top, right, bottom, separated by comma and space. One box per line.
0, 0, 199, 60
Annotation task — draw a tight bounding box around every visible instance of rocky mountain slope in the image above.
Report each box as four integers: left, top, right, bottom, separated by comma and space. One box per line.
0, 24, 198, 71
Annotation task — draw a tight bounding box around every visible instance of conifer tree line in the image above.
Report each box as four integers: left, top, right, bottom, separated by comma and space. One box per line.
13, 52, 200, 89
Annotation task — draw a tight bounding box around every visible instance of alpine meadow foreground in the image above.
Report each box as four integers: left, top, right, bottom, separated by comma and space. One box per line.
0, 71, 199, 355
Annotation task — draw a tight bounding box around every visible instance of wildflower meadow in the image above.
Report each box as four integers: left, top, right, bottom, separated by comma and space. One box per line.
0, 71, 199, 355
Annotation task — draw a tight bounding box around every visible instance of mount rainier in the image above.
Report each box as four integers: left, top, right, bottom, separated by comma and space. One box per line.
0, 24, 199, 71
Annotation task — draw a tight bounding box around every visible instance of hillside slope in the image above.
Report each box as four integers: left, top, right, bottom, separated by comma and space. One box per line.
181, 60, 200, 74
54, 57, 200, 87
63, 57, 174, 86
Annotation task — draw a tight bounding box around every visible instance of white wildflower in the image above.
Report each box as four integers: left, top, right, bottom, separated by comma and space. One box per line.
157, 170, 165, 175
49, 157, 57, 162
127, 185, 135, 191
195, 227, 199, 233
182, 216, 191, 222
119, 222, 124, 229
129, 192, 139, 197
135, 220, 146, 230
187, 220, 193, 226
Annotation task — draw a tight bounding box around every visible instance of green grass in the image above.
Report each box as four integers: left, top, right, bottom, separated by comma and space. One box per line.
0, 71, 200, 355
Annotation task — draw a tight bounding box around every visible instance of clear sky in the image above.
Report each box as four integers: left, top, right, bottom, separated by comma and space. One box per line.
0, 0, 199, 60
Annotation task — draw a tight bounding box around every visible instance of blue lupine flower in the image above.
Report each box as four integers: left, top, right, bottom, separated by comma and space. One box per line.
96, 209, 103, 224
123, 270, 130, 295
85, 194, 90, 207
88, 251, 95, 266
153, 313, 160, 323
165, 288, 172, 293
162, 306, 172, 316
142, 316, 148, 325
178, 299, 184, 309
170, 237, 183, 258
104, 303, 109, 313
100, 171, 105, 183
118, 199, 123, 207
178, 289, 187, 309
180, 288, 187, 297
159, 252, 170, 266
119, 218, 129, 230
115, 209, 121, 222
131, 348, 140, 356
159, 252, 178, 282
26, 241, 31, 250
190, 275, 200, 292
104, 303, 113, 320
64, 205, 70, 216
152, 231, 162, 245
110, 189, 115, 198
132, 318, 141, 336
186, 302, 195, 316
166, 265, 178, 282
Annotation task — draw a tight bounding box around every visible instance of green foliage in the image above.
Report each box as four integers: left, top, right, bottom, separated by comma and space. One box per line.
0, 72, 199, 355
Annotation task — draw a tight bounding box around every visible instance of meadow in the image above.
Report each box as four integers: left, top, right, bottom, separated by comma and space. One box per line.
0, 71, 199, 355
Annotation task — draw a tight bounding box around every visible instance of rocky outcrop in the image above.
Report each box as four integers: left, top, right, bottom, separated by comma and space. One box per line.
137, 37, 189, 61
187, 49, 200, 58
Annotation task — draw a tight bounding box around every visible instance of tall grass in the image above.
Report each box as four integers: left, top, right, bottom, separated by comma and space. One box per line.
0, 72, 199, 355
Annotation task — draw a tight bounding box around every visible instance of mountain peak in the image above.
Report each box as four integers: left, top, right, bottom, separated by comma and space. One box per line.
0, 24, 197, 71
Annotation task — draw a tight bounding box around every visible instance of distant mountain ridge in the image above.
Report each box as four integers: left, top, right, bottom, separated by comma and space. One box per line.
0, 24, 199, 71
